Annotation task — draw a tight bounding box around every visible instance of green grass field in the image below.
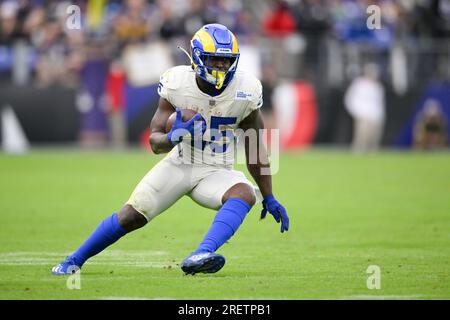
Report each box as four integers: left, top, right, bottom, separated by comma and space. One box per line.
0, 149, 449, 300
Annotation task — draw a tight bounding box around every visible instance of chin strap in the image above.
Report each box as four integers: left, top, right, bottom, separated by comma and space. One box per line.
177, 46, 194, 65
177, 45, 226, 90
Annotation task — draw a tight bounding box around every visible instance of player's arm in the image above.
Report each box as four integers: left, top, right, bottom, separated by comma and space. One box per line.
149, 98, 175, 154
239, 109, 272, 197
149, 98, 204, 154
239, 109, 289, 233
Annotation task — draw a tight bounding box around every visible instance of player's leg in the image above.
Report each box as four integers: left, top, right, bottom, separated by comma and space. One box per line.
221, 183, 257, 205
181, 170, 257, 274
54, 205, 147, 273
52, 158, 193, 275
191, 182, 256, 254
117, 204, 148, 232
51, 210, 130, 275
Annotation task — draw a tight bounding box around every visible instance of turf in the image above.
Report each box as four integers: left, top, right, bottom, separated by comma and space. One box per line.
0, 149, 449, 300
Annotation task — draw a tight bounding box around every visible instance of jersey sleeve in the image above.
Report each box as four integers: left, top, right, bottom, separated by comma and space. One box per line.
241, 77, 263, 121
157, 67, 181, 106
250, 79, 263, 111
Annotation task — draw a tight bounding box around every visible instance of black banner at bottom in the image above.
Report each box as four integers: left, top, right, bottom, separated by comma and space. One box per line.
1, 300, 447, 318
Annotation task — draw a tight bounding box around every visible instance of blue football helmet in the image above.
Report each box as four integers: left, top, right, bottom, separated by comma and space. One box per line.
187, 24, 240, 90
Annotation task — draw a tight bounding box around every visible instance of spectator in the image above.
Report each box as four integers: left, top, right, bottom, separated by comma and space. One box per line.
413, 99, 448, 150
112, 0, 153, 48
78, 34, 110, 148
344, 63, 385, 152
260, 63, 277, 130
291, 0, 330, 82
106, 59, 127, 149
262, 0, 296, 38
33, 17, 65, 87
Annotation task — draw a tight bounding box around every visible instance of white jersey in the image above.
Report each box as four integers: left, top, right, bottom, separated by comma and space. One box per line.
157, 65, 262, 168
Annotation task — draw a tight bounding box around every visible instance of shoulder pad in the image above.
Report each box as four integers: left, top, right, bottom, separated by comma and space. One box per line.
160, 66, 191, 90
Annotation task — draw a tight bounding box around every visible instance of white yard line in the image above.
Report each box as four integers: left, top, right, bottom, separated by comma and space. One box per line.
0, 250, 173, 268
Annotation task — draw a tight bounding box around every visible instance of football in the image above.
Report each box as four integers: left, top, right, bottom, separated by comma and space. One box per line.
165, 109, 199, 133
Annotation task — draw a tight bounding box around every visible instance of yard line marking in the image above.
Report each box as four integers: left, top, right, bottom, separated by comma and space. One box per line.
0, 251, 172, 268
0, 250, 169, 257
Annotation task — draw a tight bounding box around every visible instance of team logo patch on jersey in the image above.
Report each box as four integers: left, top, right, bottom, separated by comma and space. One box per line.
235, 91, 252, 100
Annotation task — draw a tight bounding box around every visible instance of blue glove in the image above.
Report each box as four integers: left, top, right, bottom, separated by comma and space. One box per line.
261, 195, 289, 233
167, 107, 205, 145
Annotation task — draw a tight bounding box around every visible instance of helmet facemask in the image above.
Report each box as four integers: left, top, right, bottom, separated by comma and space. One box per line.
193, 50, 239, 90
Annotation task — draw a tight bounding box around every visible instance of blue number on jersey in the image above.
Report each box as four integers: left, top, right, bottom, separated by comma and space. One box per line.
191, 116, 237, 153
210, 116, 237, 153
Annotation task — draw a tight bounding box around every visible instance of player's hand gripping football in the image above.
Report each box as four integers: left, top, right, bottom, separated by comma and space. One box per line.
261, 195, 289, 233
167, 107, 205, 145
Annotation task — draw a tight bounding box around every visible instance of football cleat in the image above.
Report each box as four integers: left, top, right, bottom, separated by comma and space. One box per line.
51, 256, 81, 275
181, 252, 226, 275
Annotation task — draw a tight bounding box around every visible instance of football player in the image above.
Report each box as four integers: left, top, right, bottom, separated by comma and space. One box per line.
52, 24, 289, 276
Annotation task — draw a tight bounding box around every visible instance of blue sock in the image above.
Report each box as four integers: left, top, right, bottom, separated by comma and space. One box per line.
194, 198, 251, 254
70, 213, 127, 266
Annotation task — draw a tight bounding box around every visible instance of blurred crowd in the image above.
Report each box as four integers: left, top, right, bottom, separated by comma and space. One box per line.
0, 0, 449, 149
1, 0, 449, 87
0, 0, 260, 87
